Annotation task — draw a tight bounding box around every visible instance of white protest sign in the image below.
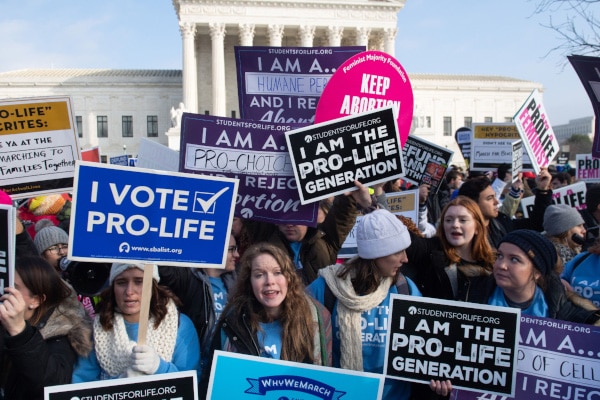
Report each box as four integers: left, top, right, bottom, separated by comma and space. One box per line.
512, 139, 524, 183
0, 96, 80, 199
514, 89, 559, 173
576, 153, 600, 183
471, 123, 534, 171
521, 181, 587, 218
0, 204, 16, 292
137, 137, 180, 172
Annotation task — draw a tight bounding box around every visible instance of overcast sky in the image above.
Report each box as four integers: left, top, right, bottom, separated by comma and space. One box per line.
0, 0, 595, 125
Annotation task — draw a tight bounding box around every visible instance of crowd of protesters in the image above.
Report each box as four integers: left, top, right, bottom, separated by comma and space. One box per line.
1, 154, 600, 400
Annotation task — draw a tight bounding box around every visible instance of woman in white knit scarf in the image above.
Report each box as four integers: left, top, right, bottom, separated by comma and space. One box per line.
307, 209, 424, 400
72, 263, 200, 381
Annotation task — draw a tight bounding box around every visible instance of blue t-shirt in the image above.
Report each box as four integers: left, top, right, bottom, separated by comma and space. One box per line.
488, 286, 549, 317
561, 252, 600, 307
307, 275, 421, 400
258, 321, 282, 360
209, 276, 228, 321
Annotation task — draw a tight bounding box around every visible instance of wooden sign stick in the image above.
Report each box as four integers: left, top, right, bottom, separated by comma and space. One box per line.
136, 263, 155, 345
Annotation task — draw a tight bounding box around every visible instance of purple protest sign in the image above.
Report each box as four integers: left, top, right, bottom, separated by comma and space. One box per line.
235, 46, 364, 124
568, 55, 600, 158
179, 113, 318, 226
452, 315, 600, 400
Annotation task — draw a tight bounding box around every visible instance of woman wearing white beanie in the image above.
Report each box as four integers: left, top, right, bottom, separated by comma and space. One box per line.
307, 209, 421, 400
72, 263, 200, 381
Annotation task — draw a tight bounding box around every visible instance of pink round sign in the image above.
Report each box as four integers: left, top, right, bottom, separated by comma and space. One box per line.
315, 50, 414, 146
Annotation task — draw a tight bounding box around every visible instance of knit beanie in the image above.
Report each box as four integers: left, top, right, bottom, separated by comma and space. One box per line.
356, 209, 411, 260
499, 229, 557, 275
29, 194, 66, 216
33, 220, 69, 254
109, 263, 160, 285
543, 204, 584, 236
0, 190, 12, 206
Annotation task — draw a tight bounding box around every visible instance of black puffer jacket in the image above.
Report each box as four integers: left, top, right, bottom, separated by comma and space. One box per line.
1, 291, 92, 400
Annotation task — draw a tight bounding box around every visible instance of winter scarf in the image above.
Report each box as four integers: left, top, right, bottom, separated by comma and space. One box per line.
93, 299, 178, 377
319, 263, 391, 371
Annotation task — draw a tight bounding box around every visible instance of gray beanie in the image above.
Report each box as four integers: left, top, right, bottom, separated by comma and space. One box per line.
543, 204, 584, 236
357, 209, 411, 259
34, 222, 69, 254
109, 263, 160, 285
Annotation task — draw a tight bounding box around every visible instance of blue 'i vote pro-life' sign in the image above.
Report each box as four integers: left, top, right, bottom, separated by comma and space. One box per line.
68, 161, 238, 268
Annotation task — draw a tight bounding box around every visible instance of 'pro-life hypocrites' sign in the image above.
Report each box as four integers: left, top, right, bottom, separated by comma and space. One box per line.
286, 106, 404, 204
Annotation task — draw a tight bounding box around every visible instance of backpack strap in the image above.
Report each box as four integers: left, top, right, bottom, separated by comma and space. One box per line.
323, 281, 335, 314
570, 252, 593, 275
395, 273, 410, 295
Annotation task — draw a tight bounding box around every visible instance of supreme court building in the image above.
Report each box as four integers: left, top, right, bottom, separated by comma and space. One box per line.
0, 0, 541, 164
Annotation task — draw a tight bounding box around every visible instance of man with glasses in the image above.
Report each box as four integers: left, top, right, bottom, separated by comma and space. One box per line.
33, 219, 69, 271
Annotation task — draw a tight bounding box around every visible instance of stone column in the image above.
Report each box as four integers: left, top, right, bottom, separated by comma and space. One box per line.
327, 26, 344, 46
209, 22, 227, 117
268, 24, 284, 46
372, 31, 384, 51
384, 28, 397, 56
298, 25, 315, 47
356, 27, 371, 47
239, 23, 255, 46
180, 22, 197, 113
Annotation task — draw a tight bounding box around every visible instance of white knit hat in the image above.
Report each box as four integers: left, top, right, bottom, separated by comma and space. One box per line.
357, 209, 411, 259
109, 263, 160, 285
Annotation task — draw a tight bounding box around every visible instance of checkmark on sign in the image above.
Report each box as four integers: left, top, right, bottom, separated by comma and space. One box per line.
193, 187, 229, 214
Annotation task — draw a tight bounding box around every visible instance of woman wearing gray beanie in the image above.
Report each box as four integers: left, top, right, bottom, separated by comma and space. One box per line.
543, 204, 586, 269
33, 219, 69, 271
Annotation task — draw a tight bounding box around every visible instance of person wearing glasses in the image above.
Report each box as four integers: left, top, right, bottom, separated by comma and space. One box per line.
33, 219, 69, 272
158, 234, 239, 375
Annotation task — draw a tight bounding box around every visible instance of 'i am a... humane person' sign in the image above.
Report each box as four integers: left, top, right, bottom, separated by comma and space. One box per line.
69, 161, 238, 268
286, 106, 404, 204
235, 46, 365, 124
384, 295, 520, 397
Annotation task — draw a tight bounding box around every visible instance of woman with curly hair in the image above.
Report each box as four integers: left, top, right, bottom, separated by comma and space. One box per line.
0, 256, 92, 400
72, 263, 200, 381
203, 242, 331, 382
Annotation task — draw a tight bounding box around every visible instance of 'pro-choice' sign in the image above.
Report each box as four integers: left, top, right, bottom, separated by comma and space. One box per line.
69, 161, 238, 268
286, 106, 404, 204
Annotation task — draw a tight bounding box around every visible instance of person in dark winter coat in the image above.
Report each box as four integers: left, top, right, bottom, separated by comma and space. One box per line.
0, 256, 93, 400
242, 180, 374, 285
467, 229, 600, 324
158, 234, 239, 370
457, 169, 552, 248
404, 196, 496, 301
